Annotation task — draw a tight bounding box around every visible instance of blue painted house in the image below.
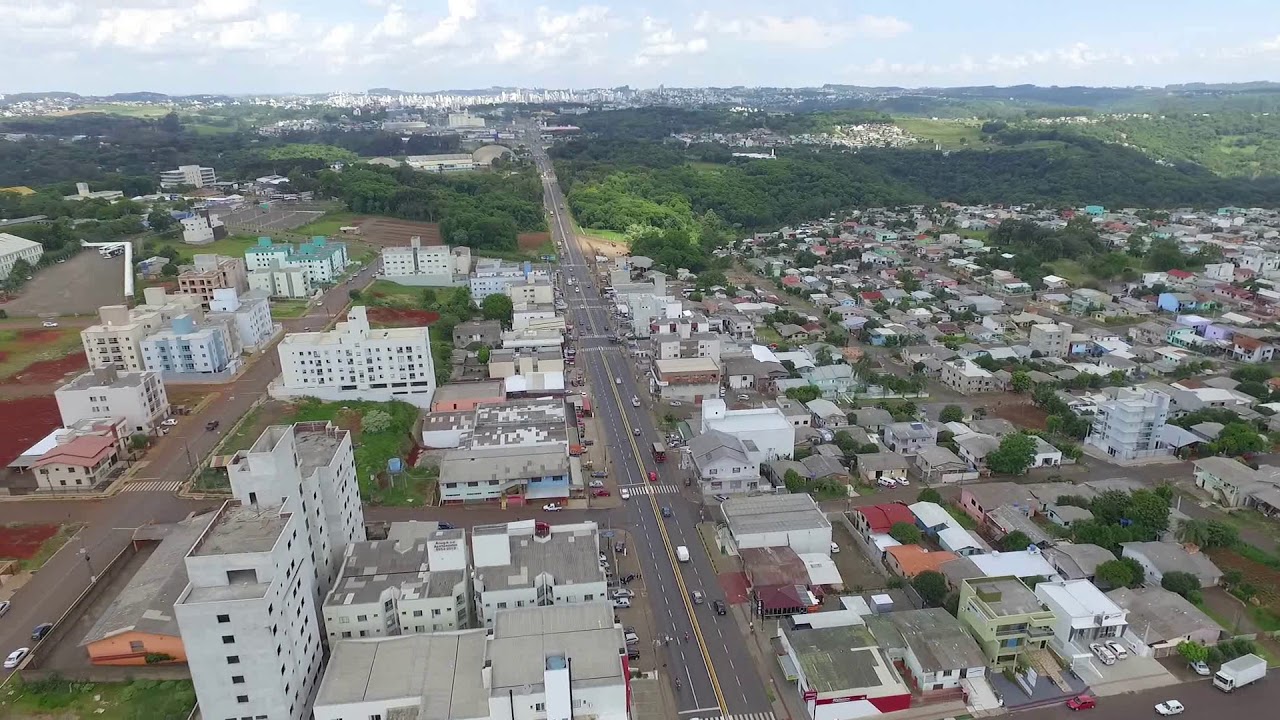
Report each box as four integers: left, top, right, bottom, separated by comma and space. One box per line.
1158, 292, 1199, 313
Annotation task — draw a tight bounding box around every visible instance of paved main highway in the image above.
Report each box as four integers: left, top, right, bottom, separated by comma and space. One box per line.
1018, 678, 1279, 720
530, 131, 772, 719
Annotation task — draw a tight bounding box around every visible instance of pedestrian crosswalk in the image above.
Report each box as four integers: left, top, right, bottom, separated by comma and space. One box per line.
692, 712, 775, 720
620, 483, 681, 496
120, 480, 185, 493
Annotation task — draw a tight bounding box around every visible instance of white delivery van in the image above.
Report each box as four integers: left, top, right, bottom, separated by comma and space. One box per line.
676, 546, 690, 562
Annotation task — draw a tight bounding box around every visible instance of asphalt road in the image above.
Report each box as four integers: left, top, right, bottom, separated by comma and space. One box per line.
531, 134, 771, 718
1018, 677, 1278, 720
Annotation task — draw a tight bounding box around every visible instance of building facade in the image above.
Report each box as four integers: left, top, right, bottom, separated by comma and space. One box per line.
177, 254, 247, 306
957, 576, 1057, 669
0, 232, 44, 279
246, 237, 349, 284
140, 314, 238, 376
1085, 387, 1172, 461
247, 263, 313, 299
55, 367, 170, 435
160, 164, 217, 188
208, 288, 275, 351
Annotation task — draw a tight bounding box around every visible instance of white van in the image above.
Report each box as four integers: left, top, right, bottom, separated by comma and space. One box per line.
676, 546, 690, 563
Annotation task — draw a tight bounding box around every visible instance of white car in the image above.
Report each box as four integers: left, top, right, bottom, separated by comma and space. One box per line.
161, 418, 178, 427
830, 542, 841, 554
615, 377, 622, 385
41, 321, 58, 328
542, 503, 563, 512
1155, 701, 1184, 716
588, 480, 605, 488
0, 600, 9, 617
669, 400, 682, 407
736, 394, 750, 401
612, 589, 635, 599
1105, 640, 1129, 659
897, 478, 910, 487
620, 488, 631, 500
1089, 642, 1116, 665
612, 598, 631, 609
877, 477, 898, 488
3, 648, 28, 669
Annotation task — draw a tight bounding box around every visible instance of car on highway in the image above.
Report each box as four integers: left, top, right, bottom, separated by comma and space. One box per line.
591, 489, 611, 497
3, 648, 29, 669
633, 428, 641, 436
1066, 695, 1096, 711
661, 507, 672, 517
1154, 700, 1184, 716
542, 503, 564, 512
41, 320, 58, 328
690, 590, 705, 605
31, 623, 52, 641
631, 396, 640, 407
1105, 640, 1129, 659
1189, 660, 1211, 676
1089, 642, 1116, 665
612, 598, 631, 609
615, 377, 621, 384
0, 600, 9, 617
612, 589, 635, 600
205, 420, 220, 431
713, 599, 727, 615
648, 471, 658, 483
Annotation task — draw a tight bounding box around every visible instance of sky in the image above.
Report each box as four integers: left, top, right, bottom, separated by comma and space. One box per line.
3, 0, 1280, 95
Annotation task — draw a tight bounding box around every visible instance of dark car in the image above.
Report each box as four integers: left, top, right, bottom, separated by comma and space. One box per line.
627, 649, 641, 660
619, 573, 638, 585
437, 521, 455, 530
31, 622, 53, 641
205, 420, 220, 431
713, 600, 727, 616
661, 507, 672, 518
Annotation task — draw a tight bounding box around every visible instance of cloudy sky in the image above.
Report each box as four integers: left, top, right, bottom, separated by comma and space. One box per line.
4, 0, 1280, 95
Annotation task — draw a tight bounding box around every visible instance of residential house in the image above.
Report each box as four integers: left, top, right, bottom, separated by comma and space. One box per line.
881, 421, 937, 456
1034, 580, 1128, 665
915, 446, 977, 483
857, 452, 910, 485
956, 576, 1057, 669
1042, 543, 1116, 582
1193, 456, 1280, 508
1121, 541, 1222, 588
886, 545, 959, 579
30, 435, 121, 491
1107, 586, 1225, 657
954, 433, 1000, 471
958, 482, 1039, 525
867, 608, 987, 697
689, 429, 763, 496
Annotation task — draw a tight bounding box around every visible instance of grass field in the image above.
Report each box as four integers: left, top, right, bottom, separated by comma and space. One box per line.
154, 234, 262, 263
895, 118, 984, 148
294, 211, 361, 237
1045, 259, 1090, 286
0, 327, 86, 381
366, 279, 425, 306
61, 103, 174, 118
270, 300, 312, 319
0, 678, 195, 720
583, 227, 629, 243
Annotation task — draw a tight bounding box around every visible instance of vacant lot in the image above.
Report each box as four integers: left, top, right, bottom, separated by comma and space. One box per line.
357, 217, 442, 247
0, 251, 126, 317
992, 402, 1050, 431
218, 201, 327, 233
0, 396, 61, 465
367, 307, 440, 328
0, 677, 196, 720
518, 231, 552, 254
294, 211, 362, 237
894, 118, 984, 148
0, 522, 60, 559
0, 327, 87, 382
1207, 546, 1280, 630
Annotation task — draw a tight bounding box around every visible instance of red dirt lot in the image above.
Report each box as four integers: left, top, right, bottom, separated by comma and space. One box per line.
0, 523, 60, 559
0, 396, 61, 466
518, 231, 551, 252
1, 350, 88, 386
992, 402, 1050, 431
367, 307, 441, 328
358, 218, 442, 247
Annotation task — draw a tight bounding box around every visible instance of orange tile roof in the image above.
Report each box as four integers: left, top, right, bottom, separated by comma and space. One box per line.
33, 435, 117, 469
886, 545, 959, 577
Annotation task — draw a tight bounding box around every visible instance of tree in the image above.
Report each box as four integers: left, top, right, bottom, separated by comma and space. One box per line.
783, 469, 805, 493
1010, 371, 1031, 393
1127, 489, 1171, 537
917, 488, 943, 504
1094, 559, 1138, 589
985, 432, 1036, 475
889, 522, 922, 545
912, 570, 949, 607
1211, 422, 1266, 457
481, 293, 514, 328
129, 432, 149, 451
1055, 494, 1092, 508
362, 409, 393, 434
1118, 556, 1146, 587
1176, 518, 1212, 547
1161, 571, 1201, 599
784, 386, 821, 404
348, 289, 362, 301
1089, 490, 1133, 526
147, 209, 177, 233
939, 405, 964, 423
477, 346, 491, 364
833, 431, 858, 457
1177, 641, 1209, 664
1000, 530, 1033, 552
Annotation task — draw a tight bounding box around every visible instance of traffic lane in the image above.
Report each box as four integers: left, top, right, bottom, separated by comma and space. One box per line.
1018, 677, 1273, 720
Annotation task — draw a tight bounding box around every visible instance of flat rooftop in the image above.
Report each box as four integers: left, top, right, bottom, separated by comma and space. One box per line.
968, 577, 1046, 616
326, 532, 466, 607
787, 624, 891, 693
292, 422, 348, 477
723, 494, 831, 536
473, 522, 603, 590
868, 608, 985, 673
432, 381, 504, 403
489, 603, 624, 691
59, 367, 150, 392
191, 503, 287, 556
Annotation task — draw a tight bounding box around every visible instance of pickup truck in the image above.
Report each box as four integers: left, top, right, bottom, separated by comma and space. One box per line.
1213, 653, 1266, 692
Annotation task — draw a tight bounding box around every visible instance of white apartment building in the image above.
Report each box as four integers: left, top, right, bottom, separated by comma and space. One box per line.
940, 358, 995, 395
700, 398, 796, 461
248, 262, 313, 299
175, 501, 324, 720
1030, 322, 1071, 358
140, 314, 239, 376
1085, 387, 1172, 461
0, 232, 44, 280
1035, 579, 1128, 664
471, 520, 608, 628
246, 237, 350, 284
313, 603, 629, 720
323, 525, 471, 642
81, 289, 203, 371
447, 112, 486, 128
160, 164, 217, 189
275, 306, 437, 408
55, 367, 169, 435
380, 238, 471, 286
208, 288, 276, 351
180, 213, 225, 245
511, 303, 565, 333
469, 259, 549, 303
689, 429, 763, 495
506, 278, 555, 304
624, 293, 681, 338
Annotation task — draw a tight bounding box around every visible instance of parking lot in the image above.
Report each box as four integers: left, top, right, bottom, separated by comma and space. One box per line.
218, 202, 327, 233
0, 251, 126, 317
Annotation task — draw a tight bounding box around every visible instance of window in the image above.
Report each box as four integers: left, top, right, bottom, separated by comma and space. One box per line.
236, 695, 248, 704
232, 676, 245, 684
413, 609, 424, 617
129, 641, 144, 652
222, 635, 235, 644
226, 656, 240, 664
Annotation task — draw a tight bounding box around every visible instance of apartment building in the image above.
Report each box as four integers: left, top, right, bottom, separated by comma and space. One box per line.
160, 164, 217, 188
0, 232, 44, 279
470, 520, 608, 628
322, 525, 470, 641
174, 501, 324, 720
1034, 579, 1128, 663
80, 289, 202, 371
956, 576, 1057, 669
140, 314, 239, 376
700, 398, 796, 461
940, 359, 995, 395
245, 237, 349, 284
180, 210, 226, 246
506, 277, 555, 304
177, 254, 247, 306
438, 445, 570, 503
247, 261, 313, 299
276, 305, 437, 408
1084, 387, 1172, 461
468, 259, 549, 303
1029, 322, 1071, 358
208, 288, 275, 351
380, 238, 471, 286
55, 367, 169, 435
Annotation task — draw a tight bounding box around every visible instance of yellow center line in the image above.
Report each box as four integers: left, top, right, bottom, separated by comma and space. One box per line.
599, 350, 729, 717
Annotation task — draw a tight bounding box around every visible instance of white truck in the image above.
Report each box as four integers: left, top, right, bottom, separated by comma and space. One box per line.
631, 396, 640, 408
676, 546, 690, 563
1213, 653, 1267, 692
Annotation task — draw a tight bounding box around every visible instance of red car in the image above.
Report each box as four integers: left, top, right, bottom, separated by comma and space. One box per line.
1066, 695, 1096, 711
591, 489, 611, 497
648, 471, 658, 483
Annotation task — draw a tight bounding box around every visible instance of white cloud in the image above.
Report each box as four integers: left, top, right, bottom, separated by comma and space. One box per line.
696, 12, 911, 49
0, 2, 80, 27
193, 0, 258, 23
635, 16, 706, 67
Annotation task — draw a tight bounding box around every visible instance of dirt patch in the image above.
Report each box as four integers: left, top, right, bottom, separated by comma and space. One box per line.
367, 307, 441, 328
357, 217, 443, 248
0, 249, 128, 317
991, 402, 1050, 431
17, 328, 61, 343
2, 351, 88, 385
0, 396, 61, 465
518, 231, 551, 252
0, 523, 60, 559
578, 232, 628, 259
1207, 547, 1280, 615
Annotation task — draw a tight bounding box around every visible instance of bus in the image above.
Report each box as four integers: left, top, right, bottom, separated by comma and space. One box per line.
651, 442, 667, 463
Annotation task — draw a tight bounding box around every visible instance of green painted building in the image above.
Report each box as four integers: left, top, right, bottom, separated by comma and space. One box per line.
957, 576, 1057, 669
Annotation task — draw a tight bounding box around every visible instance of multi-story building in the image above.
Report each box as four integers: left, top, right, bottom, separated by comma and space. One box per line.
1034, 579, 1128, 664
650, 357, 721, 403
438, 445, 569, 503
55, 367, 169, 435
689, 429, 762, 496
0, 232, 44, 279
208, 288, 275, 351
140, 314, 239, 376
322, 525, 470, 641
226, 422, 365, 607
160, 164, 217, 189
470, 519, 609, 628
940, 359, 995, 395
312, 603, 629, 720
177, 254, 247, 306
275, 305, 437, 408
956, 576, 1057, 669
29, 434, 122, 491
174, 501, 324, 720
380, 238, 471, 286
247, 261, 313, 299
245, 237, 349, 284
179, 210, 227, 245
1029, 322, 1071, 358
469, 259, 549, 303
452, 320, 502, 348
511, 302, 565, 333
506, 277, 555, 304
81, 289, 203, 371
700, 398, 795, 461
866, 608, 987, 696
881, 421, 938, 456
1084, 387, 1171, 461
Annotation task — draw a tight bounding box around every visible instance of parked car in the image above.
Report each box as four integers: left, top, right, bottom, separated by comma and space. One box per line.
713, 599, 727, 615
876, 477, 898, 488
669, 401, 682, 407
1066, 695, 1097, 711
1105, 640, 1129, 659
627, 648, 641, 660
1154, 701, 1184, 716
690, 590, 705, 605
1190, 660, 1212, 676
619, 573, 638, 585
713, 494, 729, 503
41, 321, 58, 328
3, 648, 28, 669
542, 503, 563, 512
31, 623, 52, 641
0, 601, 9, 617
612, 589, 635, 599
591, 489, 611, 497
437, 522, 455, 530
589, 480, 605, 488
624, 631, 640, 645
612, 598, 631, 609
829, 542, 841, 554
1089, 642, 1116, 665
161, 418, 178, 427
736, 394, 750, 401
590, 470, 607, 478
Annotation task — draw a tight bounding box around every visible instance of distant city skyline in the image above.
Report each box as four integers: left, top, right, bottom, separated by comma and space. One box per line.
1, 1, 1279, 95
